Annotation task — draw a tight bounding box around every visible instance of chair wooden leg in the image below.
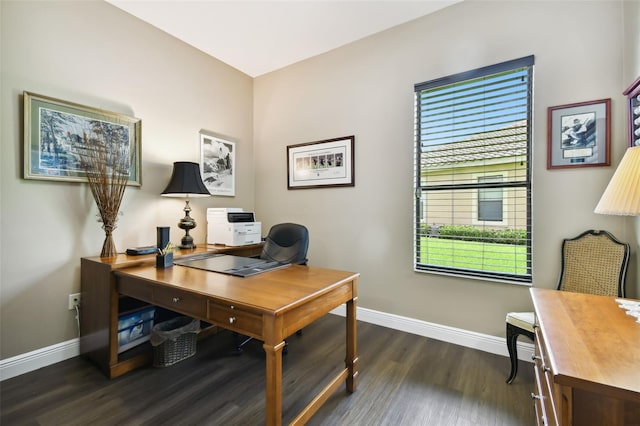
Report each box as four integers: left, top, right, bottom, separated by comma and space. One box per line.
505, 323, 534, 384
506, 323, 519, 384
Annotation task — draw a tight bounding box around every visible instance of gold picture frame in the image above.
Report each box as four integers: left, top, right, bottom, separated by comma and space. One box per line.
23, 91, 142, 185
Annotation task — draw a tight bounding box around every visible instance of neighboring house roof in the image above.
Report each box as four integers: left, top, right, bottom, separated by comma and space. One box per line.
422, 120, 527, 167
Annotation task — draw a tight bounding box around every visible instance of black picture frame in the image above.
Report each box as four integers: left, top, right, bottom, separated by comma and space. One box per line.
287, 136, 355, 189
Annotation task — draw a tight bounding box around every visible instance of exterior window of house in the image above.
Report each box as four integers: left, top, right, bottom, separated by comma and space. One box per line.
478, 176, 503, 222
414, 56, 533, 284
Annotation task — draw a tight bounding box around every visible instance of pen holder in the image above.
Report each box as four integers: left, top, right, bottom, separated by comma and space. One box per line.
156, 252, 173, 269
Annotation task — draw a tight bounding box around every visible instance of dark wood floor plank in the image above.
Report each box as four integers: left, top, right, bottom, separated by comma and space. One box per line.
0, 314, 534, 425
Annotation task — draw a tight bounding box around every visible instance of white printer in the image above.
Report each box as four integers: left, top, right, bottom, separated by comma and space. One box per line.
207, 208, 262, 246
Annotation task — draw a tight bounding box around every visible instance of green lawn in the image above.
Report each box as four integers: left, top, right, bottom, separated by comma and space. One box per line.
419, 237, 528, 274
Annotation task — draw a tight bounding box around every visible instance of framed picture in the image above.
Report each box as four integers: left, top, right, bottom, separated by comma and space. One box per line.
23, 91, 141, 185
287, 135, 355, 189
623, 76, 640, 147
547, 98, 610, 169
200, 131, 235, 196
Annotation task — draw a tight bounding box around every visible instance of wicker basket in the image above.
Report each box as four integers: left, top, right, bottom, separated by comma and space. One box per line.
151, 316, 199, 367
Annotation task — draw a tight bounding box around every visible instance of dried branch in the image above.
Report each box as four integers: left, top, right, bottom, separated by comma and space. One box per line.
74, 121, 131, 257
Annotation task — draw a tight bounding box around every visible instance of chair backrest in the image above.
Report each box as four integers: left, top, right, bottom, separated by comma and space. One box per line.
557, 230, 630, 297
260, 223, 309, 265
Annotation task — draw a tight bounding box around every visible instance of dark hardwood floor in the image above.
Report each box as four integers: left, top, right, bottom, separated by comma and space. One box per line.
0, 315, 535, 425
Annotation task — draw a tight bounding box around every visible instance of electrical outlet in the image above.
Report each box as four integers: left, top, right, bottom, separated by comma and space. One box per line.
68, 293, 81, 310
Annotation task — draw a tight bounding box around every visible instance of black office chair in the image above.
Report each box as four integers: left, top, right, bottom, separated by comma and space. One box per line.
260, 223, 309, 265
505, 229, 629, 384
234, 223, 309, 354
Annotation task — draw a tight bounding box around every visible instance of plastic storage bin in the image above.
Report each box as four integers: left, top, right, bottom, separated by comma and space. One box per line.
117, 307, 156, 354
150, 316, 200, 367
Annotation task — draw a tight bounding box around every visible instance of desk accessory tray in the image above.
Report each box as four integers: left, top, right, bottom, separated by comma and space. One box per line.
174, 253, 290, 277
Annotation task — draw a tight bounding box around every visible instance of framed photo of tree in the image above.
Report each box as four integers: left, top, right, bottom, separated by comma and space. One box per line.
23, 91, 141, 185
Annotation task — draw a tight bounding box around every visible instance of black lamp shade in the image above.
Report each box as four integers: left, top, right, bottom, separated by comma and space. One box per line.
161, 161, 211, 197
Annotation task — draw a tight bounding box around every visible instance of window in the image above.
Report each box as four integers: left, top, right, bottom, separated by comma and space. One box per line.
414, 56, 533, 283
478, 175, 503, 222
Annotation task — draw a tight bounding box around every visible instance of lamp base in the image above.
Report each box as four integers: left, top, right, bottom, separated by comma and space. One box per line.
178, 200, 197, 250
179, 235, 196, 250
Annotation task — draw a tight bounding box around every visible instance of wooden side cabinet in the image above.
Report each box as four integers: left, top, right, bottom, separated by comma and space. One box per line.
80, 243, 263, 378
530, 288, 640, 426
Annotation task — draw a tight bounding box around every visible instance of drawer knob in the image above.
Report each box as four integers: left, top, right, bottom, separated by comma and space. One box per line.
532, 355, 541, 361
531, 392, 541, 400
229, 317, 236, 324
543, 366, 551, 373
172, 297, 181, 303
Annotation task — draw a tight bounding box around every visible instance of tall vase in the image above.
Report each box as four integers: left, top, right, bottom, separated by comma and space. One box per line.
101, 224, 117, 257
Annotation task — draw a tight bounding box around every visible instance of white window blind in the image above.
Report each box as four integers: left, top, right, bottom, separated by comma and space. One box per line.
414, 56, 533, 283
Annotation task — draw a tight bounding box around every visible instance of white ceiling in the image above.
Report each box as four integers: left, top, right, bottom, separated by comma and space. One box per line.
106, 0, 461, 77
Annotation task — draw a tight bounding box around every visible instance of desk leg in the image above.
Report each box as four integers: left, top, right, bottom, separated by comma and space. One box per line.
346, 296, 358, 392
264, 340, 286, 426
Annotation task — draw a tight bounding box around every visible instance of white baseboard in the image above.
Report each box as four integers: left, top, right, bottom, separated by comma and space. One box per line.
0, 338, 80, 381
329, 305, 534, 362
1, 307, 533, 382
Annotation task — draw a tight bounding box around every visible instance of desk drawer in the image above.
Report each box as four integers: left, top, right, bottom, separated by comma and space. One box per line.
534, 328, 559, 426
118, 279, 153, 302
153, 286, 207, 318
534, 327, 550, 375
208, 302, 262, 338
533, 371, 547, 426
534, 359, 557, 426
535, 329, 560, 424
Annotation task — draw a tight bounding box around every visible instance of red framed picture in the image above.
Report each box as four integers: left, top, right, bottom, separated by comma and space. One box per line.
547, 99, 611, 169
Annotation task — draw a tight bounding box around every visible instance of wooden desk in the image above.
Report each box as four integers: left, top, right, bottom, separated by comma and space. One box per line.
530, 288, 640, 425
80, 244, 264, 378
81, 246, 359, 426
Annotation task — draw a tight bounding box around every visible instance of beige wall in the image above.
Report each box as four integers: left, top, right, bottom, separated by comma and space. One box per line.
1, 0, 638, 363
254, 0, 638, 338
0, 1, 254, 358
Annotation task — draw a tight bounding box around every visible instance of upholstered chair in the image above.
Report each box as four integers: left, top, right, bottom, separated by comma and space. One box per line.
505, 229, 629, 384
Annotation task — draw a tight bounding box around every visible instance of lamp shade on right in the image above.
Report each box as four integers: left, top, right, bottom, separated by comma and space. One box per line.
594, 146, 640, 216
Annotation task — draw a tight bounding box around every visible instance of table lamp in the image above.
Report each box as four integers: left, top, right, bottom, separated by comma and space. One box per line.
594, 146, 640, 215
161, 161, 211, 249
